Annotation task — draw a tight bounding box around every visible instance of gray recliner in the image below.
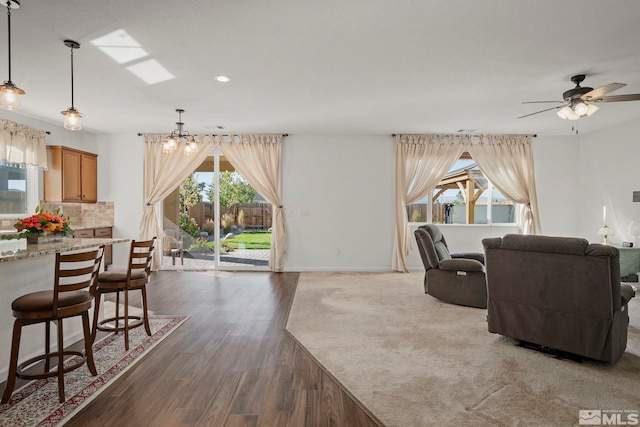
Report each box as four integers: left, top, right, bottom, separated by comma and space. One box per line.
483, 234, 635, 364
414, 224, 487, 309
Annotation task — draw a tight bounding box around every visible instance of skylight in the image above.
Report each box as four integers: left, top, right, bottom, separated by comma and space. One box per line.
91, 29, 174, 85
90, 29, 148, 64
126, 59, 175, 85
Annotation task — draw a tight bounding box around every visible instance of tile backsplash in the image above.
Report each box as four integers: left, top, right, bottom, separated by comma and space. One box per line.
38, 201, 114, 229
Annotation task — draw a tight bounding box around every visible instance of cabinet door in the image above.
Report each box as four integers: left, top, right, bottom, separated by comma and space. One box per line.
61, 149, 83, 202
81, 153, 98, 202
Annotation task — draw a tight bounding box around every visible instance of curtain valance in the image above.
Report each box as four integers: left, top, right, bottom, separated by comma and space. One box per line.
0, 118, 48, 168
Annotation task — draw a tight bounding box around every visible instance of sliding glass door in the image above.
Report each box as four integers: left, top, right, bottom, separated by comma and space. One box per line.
161, 151, 269, 271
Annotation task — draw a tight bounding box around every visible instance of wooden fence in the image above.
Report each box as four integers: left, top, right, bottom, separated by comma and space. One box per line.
188, 202, 272, 230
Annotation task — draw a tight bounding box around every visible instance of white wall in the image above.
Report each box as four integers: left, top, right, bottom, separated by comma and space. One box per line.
96, 133, 144, 267
577, 120, 640, 246
532, 135, 580, 237
282, 135, 395, 271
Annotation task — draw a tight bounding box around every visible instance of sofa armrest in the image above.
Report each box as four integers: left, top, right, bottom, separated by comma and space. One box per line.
440, 258, 484, 272
452, 252, 485, 264
621, 283, 636, 306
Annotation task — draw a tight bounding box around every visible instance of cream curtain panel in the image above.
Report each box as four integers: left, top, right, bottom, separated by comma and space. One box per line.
216, 134, 286, 272
393, 134, 466, 272
468, 134, 541, 234
0, 118, 48, 168
140, 134, 215, 269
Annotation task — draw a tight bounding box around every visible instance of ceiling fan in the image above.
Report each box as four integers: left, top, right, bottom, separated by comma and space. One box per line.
518, 74, 640, 120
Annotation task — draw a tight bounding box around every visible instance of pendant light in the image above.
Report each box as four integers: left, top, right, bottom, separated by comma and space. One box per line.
60, 40, 83, 130
163, 109, 199, 154
0, 0, 24, 110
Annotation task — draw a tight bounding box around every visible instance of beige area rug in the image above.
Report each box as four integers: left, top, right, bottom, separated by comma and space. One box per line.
286, 272, 640, 427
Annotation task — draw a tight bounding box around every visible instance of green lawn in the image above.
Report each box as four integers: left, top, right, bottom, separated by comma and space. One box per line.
223, 231, 271, 249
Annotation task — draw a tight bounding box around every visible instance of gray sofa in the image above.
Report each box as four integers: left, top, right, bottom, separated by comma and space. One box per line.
414, 224, 487, 309
483, 234, 635, 363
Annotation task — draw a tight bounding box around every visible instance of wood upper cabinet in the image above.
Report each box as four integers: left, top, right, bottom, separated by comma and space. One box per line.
44, 146, 98, 203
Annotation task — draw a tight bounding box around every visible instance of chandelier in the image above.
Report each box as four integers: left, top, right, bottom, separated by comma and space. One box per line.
163, 109, 198, 154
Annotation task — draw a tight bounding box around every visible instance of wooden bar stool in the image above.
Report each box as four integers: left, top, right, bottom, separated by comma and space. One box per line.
91, 238, 156, 351
1, 246, 105, 404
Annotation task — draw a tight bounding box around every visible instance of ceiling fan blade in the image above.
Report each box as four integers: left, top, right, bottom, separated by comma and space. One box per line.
582, 83, 626, 100
517, 105, 564, 119
592, 93, 640, 102
522, 101, 564, 104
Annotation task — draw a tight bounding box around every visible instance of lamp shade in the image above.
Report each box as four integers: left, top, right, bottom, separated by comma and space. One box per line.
598, 225, 614, 236
585, 103, 599, 116
557, 106, 580, 120
0, 83, 23, 110
573, 101, 588, 116
61, 107, 83, 130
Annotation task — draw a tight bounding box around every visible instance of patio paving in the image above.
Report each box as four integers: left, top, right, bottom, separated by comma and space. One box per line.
161, 248, 269, 270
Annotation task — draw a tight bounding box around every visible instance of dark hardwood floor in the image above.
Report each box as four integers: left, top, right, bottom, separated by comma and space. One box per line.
62, 270, 382, 427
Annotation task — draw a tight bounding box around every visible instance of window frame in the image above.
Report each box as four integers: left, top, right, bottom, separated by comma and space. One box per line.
0, 165, 39, 219
408, 153, 519, 226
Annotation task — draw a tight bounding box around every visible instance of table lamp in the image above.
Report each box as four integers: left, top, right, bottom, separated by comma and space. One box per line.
598, 225, 614, 245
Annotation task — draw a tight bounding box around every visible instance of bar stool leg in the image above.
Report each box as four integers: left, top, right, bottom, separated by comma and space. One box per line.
124, 288, 130, 351
45, 321, 51, 373
57, 319, 65, 403
141, 286, 151, 336
1, 320, 23, 404
82, 312, 97, 375
91, 290, 102, 345
115, 291, 120, 334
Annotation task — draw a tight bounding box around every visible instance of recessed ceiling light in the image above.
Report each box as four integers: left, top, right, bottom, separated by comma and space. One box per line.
215, 76, 230, 83
126, 59, 174, 85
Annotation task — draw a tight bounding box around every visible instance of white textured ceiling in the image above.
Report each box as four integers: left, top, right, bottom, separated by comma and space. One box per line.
4, 0, 640, 136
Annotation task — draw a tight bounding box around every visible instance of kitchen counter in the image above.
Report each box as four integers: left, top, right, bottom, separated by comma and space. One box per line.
0, 237, 128, 262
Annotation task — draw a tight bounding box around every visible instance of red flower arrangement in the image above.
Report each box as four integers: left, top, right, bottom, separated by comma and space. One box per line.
10, 206, 73, 239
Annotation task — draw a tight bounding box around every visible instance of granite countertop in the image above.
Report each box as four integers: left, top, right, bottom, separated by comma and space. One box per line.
0, 237, 130, 262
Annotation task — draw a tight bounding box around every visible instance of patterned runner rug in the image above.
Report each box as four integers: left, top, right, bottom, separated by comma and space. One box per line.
0, 315, 188, 427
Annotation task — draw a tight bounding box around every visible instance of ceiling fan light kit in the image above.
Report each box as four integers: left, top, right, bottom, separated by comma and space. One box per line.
521, 74, 640, 121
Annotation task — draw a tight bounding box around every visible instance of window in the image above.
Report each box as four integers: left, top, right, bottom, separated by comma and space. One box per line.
0, 163, 38, 217
407, 153, 517, 225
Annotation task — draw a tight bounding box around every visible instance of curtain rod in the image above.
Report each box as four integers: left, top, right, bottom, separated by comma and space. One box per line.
391, 133, 537, 138
137, 133, 289, 137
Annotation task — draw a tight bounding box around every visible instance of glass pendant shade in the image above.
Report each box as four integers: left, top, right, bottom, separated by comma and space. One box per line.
0, 83, 23, 110
163, 137, 177, 153
61, 107, 83, 130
